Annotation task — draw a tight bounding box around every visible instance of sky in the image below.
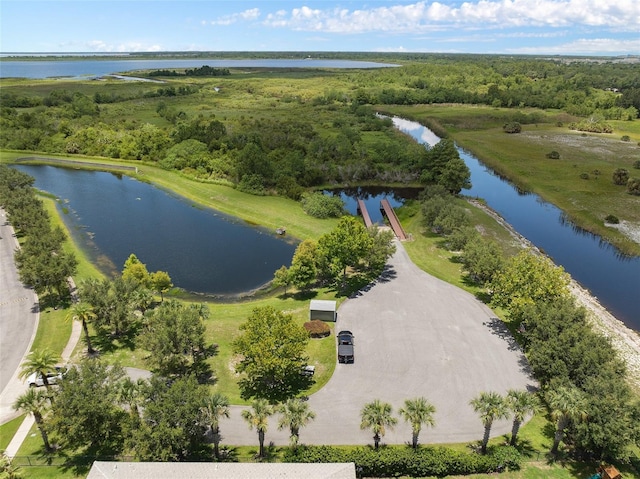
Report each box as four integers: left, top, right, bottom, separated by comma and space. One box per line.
1, 0, 639, 56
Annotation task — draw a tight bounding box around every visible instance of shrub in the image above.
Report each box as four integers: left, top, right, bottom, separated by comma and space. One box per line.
503, 122, 522, 133
633, 160, 640, 170
237, 174, 266, 195
303, 320, 330, 338
627, 178, 640, 196
580, 173, 590, 180
621, 135, 630, 142
612, 168, 629, 186
605, 214, 619, 224
301, 192, 346, 219
568, 120, 613, 133
446, 226, 478, 251
546, 150, 560, 159
283, 445, 521, 477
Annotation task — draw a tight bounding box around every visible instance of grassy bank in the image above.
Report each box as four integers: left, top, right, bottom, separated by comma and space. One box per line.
379, 104, 640, 256
4, 154, 638, 478
2, 152, 340, 402
1, 150, 339, 242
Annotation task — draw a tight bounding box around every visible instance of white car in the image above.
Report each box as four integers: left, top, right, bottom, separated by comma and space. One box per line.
26, 367, 66, 387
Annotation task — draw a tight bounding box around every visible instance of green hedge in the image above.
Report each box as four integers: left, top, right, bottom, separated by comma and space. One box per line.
283, 445, 521, 477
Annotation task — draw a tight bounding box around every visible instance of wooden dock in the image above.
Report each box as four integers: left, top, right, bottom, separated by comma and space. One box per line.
380, 198, 407, 240
356, 199, 373, 228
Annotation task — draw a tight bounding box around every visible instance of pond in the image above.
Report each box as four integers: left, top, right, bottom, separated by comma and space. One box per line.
390, 117, 640, 331
12, 165, 296, 297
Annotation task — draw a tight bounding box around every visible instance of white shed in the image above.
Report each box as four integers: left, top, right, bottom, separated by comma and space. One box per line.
309, 300, 337, 322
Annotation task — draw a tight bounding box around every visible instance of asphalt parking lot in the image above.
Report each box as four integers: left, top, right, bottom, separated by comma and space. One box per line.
223, 240, 534, 446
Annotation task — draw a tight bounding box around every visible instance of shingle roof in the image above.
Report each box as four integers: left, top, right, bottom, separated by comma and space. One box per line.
87, 461, 356, 479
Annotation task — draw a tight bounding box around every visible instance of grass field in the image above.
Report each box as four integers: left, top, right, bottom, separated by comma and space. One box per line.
0, 415, 25, 452
379, 104, 640, 256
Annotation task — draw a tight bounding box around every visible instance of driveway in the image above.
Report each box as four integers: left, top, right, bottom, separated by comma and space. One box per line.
221, 240, 534, 447
0, 208, 39, 424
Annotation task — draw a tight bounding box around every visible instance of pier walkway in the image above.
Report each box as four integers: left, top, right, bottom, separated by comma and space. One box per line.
356, 199, 373, 228
380, 198, 407, 240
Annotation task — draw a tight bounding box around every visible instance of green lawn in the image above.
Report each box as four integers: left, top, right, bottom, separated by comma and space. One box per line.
0, 415, 25, 452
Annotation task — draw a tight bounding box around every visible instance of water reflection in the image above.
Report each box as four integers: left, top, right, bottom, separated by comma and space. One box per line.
390, 116, 640, 329
325, 186, 421, 224
13, 165, 297, 297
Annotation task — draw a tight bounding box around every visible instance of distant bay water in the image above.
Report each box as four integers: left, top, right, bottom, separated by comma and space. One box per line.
0, 58, 398, 79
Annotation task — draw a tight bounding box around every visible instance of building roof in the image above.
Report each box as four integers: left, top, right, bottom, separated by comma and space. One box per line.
309, 300, 337, 312
87, 461, 356, 479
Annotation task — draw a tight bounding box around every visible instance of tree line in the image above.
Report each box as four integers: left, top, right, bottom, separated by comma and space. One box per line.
420, 186, 640, 461
147, 66, 231, 77
14, 347, 533, 474
0, 165, 78, 305
2, 54, 636, 200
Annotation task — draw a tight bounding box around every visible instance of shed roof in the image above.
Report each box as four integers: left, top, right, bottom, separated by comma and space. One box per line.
309, 300, 337, 312
87, 461, 356, 479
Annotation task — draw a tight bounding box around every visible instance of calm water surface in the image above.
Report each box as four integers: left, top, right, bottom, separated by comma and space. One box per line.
13, 165, 296, 296
391, 117, 640, 330
326, 186, 418, 224
0, 58, 397, 79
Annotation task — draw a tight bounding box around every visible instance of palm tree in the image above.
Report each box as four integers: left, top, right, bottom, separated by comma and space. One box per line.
0, 453, 22, 479
18, 349, 59, 390
117, 377, 146, 423
241, 399, 273, 458
13, 388, 53, 452
398, 397, 436, 449
65, 302, 96, 354
546, 386, 588, 456
506, 389, 539, 446
201, 393, 230, 459
360, 399, 397, 449
470, 391, 509, 454
277, 398, 316, 448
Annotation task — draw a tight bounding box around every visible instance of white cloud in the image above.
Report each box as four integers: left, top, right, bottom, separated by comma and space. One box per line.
208, 8, 260, 26
510, 37, 640, 54
260, 0, 640, 33
374, 46, 410, 52
86, 41, 162, 53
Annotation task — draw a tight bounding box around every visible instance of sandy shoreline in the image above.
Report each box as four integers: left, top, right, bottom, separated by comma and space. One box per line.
468, 200, 640, 391
570, 281, 640, 391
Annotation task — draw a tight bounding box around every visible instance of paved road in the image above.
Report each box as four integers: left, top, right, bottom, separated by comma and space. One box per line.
0, 208, 39, 423
0, 230, 533, 448
221, 240, 534, 447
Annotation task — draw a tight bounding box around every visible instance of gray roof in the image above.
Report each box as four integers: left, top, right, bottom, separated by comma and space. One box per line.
87, 461, 356, 479
309, 300, 337, 312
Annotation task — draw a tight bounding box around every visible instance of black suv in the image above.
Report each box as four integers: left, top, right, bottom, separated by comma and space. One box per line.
337, 330, 354, 363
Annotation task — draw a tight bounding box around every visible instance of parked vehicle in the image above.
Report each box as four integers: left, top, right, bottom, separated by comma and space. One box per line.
337, 330, 354, 363
26, 366, 66, 387
301, 365, 316, 376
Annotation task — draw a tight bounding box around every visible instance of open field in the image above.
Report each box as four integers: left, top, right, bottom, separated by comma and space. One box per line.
380, 104, 640, 255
